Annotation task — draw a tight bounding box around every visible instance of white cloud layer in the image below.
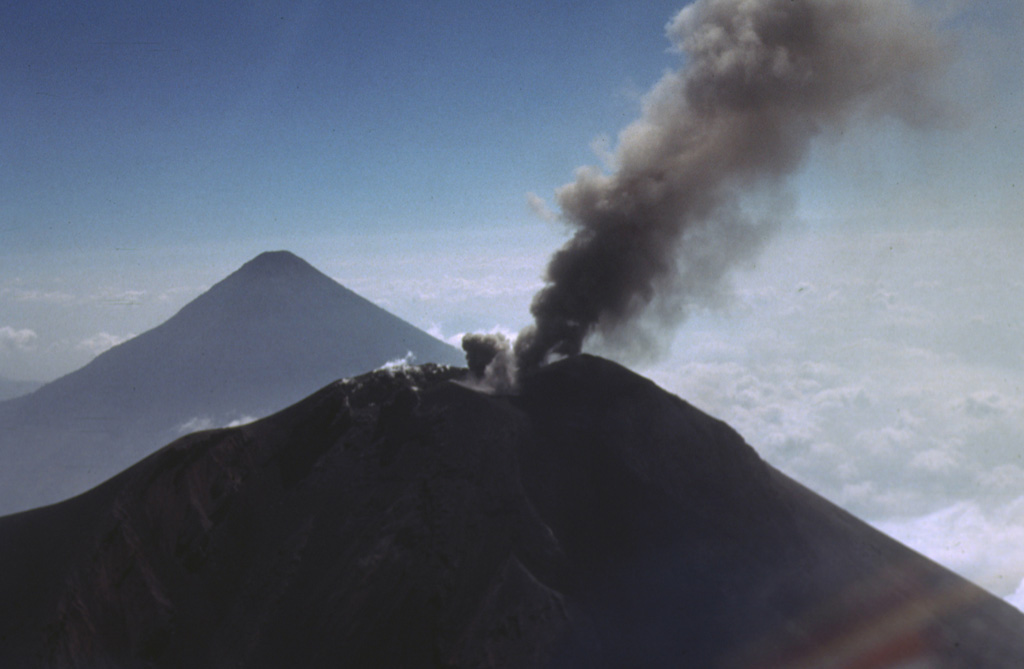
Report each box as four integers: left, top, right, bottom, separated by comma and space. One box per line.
1008, 579, 1024, 612
642, 224, 1024, 601
876, 499, 1024, 609
0, 326, 38, 352
76, 332, 133, 356
0, 287, 76, 304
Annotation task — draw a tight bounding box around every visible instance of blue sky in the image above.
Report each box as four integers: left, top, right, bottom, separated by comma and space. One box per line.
3, 1, 689, 252
3, 0, 1024, 607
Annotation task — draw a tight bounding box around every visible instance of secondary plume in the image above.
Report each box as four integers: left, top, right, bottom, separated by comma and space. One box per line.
512, 0, 944, 371
462, 333, 517, 393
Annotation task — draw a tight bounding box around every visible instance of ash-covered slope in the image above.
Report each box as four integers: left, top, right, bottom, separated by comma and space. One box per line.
1, 356, 1021, 668
0, 251, 463, 514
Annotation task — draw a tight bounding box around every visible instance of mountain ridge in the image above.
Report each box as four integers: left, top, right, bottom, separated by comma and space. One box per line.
0, 251, 464, 514
1, 355, 1020, 667
0, 375, 40, 402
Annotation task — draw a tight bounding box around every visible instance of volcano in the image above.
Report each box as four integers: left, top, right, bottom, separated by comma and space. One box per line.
0, 375, 39, 402
1, 356, 1020, 667
0, 251, 463, 514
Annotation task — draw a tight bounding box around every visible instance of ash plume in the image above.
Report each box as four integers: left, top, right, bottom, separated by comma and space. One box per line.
461, 333, 517, 393
511, 0, 944, 372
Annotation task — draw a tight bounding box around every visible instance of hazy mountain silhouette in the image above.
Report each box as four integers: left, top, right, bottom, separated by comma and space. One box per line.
0, 376, 40, 402
1, 355, 1020, 667
0, 251, 463, 514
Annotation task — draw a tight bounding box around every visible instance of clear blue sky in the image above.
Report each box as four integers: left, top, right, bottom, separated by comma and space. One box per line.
3, 1, 690, 252
2, 0, 1024, 606
2, 1, 1020, 291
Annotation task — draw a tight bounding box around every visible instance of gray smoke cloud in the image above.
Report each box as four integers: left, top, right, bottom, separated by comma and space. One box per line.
461, 332, 517, 393
509, 0, 945, 372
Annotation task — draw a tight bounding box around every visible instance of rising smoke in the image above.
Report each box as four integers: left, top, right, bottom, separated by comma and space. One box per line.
466, 0, 944, 388
461, 332, 518, 393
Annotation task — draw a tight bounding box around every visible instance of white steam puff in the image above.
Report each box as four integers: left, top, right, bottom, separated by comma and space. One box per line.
513, 0, 945, 371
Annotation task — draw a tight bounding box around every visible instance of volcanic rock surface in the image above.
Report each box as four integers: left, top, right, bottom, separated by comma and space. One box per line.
0, 251, 463, 513
1, 356, 1021, 667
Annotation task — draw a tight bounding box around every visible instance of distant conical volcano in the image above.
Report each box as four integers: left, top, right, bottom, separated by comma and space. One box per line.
0, 356, 1021, 667
0, 375, 39, 402
0, 251, 463, 514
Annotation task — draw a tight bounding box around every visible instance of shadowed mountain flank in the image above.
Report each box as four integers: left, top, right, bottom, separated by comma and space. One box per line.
0, 376, 40, 402
1, 356, 1020, 667
0, 251, 463, 514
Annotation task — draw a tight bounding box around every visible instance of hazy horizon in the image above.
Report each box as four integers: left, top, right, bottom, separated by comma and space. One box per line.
3, 0, 1023, 611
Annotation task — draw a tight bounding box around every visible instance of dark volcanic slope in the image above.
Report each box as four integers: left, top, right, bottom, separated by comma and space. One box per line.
0, 251, 463, 514
1, 356, 1021, 668
0, 376, 40, 402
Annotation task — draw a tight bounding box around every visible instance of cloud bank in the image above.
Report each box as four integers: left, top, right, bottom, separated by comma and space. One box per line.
647, 225, 1024, 604
76, 331, 133, 356
0, 326, 38, 352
